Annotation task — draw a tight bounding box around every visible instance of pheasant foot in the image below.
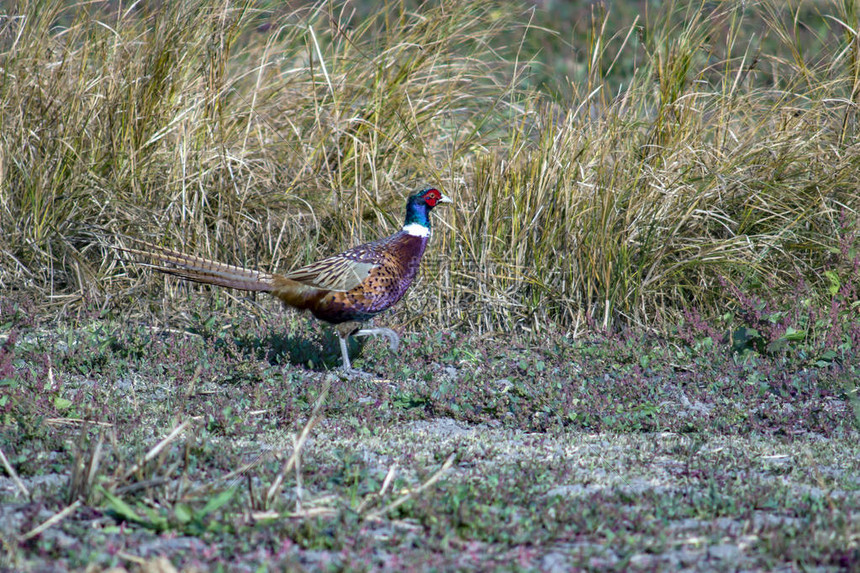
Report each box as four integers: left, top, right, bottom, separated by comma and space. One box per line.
353, 327, 400, 351
334, 322, 399, 376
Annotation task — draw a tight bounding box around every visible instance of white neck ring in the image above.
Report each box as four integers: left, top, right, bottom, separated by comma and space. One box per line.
402, 223, 430, 237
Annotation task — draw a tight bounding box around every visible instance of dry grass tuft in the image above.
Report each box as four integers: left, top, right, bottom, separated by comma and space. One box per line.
0, 0, 857, 332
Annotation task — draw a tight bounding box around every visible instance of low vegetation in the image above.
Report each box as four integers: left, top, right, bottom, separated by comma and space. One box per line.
0, 302, 858, 570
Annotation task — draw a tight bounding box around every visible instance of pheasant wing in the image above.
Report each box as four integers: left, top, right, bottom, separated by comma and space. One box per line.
284, 252, 377, 292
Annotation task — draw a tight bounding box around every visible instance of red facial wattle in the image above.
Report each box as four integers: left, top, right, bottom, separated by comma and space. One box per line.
424, 189, 441, 207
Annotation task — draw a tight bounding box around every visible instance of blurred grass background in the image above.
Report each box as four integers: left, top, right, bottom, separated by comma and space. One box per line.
0, 0, 858, 336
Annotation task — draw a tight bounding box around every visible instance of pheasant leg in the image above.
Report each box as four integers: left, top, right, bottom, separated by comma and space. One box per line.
336, 334, 373, 377
338, 334, 353, 371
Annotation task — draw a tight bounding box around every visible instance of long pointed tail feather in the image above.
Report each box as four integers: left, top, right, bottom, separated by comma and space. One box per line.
117, 240, 276, 293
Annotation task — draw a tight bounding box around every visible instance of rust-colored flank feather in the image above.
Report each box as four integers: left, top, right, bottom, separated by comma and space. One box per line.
119, 187, 452, 374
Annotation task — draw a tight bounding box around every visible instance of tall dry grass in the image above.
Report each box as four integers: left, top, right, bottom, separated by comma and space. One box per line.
0, 0, 858, 334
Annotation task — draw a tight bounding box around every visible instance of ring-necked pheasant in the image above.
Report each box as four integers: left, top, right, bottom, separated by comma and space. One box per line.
120, 187, 451, 374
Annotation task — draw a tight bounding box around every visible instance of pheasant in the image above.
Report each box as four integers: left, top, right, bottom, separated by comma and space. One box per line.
120, 187, 451, 374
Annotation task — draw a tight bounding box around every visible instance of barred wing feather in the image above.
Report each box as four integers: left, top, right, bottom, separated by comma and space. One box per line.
284, 254, 377, 292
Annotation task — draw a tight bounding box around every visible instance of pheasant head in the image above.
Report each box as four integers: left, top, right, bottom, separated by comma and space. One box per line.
402, 187, 452, 236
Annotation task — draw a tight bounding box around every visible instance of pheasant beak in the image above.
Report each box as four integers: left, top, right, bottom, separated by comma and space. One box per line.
438, 193, 453, 204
